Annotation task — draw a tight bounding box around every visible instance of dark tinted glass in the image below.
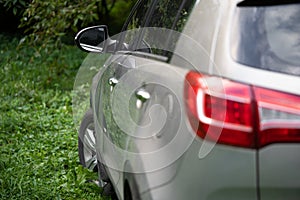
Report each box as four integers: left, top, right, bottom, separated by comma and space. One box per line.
122, 0, 152, 49
231, 4, 300, 76
121, 0, 196, 60
143, 0, 196, 59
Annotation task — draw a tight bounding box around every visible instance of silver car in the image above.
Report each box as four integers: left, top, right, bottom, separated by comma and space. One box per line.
75, 0, 300, 199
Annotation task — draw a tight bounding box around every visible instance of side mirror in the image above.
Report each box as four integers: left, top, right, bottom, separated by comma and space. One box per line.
75, 25, 109, 53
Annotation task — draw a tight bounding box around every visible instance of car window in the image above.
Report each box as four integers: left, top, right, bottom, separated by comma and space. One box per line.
231, 3, 300, 76
121, 0, 196, 60
143, 0, 196, 58
147, 0, 188, 30
121, 0, 153, 51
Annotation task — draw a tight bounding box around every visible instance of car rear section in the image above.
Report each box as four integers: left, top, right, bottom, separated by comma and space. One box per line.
228, 1, 300, 199
142, 0, 300, 199
128, 57, 258, 200
213, 0, 300, 199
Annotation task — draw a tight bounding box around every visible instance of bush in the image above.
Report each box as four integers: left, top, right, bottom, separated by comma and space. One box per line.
18, 0, 136, 47
0, 0, 30, 16
0, 0, 31, 33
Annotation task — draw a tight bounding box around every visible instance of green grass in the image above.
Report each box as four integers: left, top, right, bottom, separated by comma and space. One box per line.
0, 34, 108, 199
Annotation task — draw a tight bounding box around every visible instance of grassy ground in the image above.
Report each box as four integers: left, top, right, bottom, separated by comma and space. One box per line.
0, 34, 107, 199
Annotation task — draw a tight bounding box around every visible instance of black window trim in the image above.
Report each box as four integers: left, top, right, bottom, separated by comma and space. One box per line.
238, 0, 300, 7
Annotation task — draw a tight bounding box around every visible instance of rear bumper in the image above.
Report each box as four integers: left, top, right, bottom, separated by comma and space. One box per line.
259, 144, 300, 200
141, 140, 258, 200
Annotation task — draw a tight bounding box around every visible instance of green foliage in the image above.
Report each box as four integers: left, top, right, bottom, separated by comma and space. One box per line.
0, 34, 107, 199
107, 0, 137, 34
20, 0, 100, 46
0, 0, 30, 16
19, 0, 136, 47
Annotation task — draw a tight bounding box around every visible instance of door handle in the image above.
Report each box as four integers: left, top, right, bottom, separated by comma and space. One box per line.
108, 77, 119, 87
135, 88, 150, 102
108, 77, 118, 91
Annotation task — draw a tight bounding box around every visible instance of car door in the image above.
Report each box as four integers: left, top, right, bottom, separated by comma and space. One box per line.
97, 0, 194, 191
96, 0, 197, 194
95, 0, 154, 188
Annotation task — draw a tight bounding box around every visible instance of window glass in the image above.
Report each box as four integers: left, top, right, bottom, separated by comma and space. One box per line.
148, 0, 195, 31
122, 0, 152, 50
231, 3, 300, 76
142, 0, 196, 57
121, 0, 196, 59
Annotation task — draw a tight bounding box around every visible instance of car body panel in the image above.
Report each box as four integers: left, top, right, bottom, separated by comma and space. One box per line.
94, 52, 193, 199
141, 140, 257, 200
171, 0, 222, 73
259, 144, 300, 200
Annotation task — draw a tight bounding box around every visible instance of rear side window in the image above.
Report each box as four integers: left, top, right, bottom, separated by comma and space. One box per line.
122, 0, 152, 48
143, 0, 196, 57
121, 0, 196, 60
231, 3, 300, 76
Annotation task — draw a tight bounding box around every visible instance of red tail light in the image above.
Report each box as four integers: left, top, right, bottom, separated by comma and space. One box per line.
254, 87, 300, 147
184, 71, 300, 149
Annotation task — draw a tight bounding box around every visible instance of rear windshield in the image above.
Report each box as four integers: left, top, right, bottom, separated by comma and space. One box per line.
231, 3, 300, 76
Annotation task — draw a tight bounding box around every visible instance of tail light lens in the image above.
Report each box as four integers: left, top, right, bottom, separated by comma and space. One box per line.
185, 71, 300, 149
254, 87, 300, 147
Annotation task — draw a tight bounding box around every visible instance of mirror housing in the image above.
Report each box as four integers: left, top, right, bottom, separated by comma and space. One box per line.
75, 25, 110, 53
